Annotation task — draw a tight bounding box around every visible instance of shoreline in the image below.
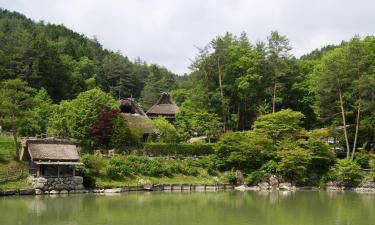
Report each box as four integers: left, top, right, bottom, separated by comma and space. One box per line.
2, 182, 375, 197
0, 183, 235, 196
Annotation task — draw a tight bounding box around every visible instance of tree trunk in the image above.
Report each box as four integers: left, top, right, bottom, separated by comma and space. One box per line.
272, 82, 277, 113
217, 57, 226, 131
12, 126, 19, 161
351, 103, 361, 160
338, 90, 351, 159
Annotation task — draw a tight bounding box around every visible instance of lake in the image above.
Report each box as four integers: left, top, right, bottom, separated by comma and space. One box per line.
0, 191, 374, 225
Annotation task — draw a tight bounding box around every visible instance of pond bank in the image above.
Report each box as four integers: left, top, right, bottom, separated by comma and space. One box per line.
235, 181, 375, 193
0, 183, 235, 196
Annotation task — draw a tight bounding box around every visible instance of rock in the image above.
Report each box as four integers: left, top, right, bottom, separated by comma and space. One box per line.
55, 184, 65, 190
279, 183, 292, 191
269, 175, 279, 189
69, 189, 88, 194
76, 184, 85, 190
104, 188, 123, 193
235, 185, 259, 191
44, 191, 50, 195
34, 182, 45, 189
19, 188, 35, 195
92, 189, 105, 193
73, 176, 83, 185
258, 182, 270, 190
60, 190, 69, 194
35, 189, 44, 195
359, 182, 375, 188
36, 177, 48, 183
235, 170, 244, 185
2, 189, 16, 195
49, 190, 60, 195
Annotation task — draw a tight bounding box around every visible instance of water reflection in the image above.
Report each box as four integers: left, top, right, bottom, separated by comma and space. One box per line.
0, 191, 374, 225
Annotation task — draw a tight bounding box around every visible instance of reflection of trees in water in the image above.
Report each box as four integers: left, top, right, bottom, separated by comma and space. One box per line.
0, 192, 374, 225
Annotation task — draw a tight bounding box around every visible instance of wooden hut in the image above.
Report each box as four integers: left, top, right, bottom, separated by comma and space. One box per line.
20, 138, 81, 178
146, 92, 180, 122
119, 98, 157, 140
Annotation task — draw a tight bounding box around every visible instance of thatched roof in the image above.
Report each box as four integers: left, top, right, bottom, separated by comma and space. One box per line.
119, 98, 146, 116
121, 113, 157, 134
20, 138, 80, 162
146, 92, 180, 116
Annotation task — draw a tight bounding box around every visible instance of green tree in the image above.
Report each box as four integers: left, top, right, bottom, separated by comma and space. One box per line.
47, 88, 118, 147
149, 117, 180, 143
266, 31, 292, 113
110, 115, 135, 153
0, 78, 36, 158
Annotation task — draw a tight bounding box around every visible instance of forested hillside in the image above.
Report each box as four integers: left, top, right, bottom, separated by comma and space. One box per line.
0, 8, 374, 152
0, 8, 176, 105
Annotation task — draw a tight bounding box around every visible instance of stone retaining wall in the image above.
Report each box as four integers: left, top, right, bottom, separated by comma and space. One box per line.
28, 176, 84, 194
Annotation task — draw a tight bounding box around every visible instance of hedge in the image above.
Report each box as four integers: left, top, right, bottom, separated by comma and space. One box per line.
143, 143, 214, 156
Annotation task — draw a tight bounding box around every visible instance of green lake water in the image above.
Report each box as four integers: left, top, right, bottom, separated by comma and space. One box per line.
0, 191, 374, 225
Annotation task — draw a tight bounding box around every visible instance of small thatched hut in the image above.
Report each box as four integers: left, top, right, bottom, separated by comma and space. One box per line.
146, 92, 180, 122
119, 98, 157, 140
20, 138, 81, 178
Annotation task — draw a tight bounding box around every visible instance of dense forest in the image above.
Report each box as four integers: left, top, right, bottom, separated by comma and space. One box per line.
0, 8, 374, 147
0, 8, 374, 187
0, 8, 176, 107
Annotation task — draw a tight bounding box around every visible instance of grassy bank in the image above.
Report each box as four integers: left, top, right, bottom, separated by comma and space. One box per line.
0, 135, 31, 189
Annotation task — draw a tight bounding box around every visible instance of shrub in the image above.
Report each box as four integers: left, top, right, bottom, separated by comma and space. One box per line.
244, 170, 269, 185
214, 131, 272, 171
223, 170, 237, 184
106, 156, 132, 179
261, 160, 278, 174
276, 146, 313, 183
354, 152, 372, 169
143, 143, 214, 156
328, 159, 364, 185
81, 154, 104, 175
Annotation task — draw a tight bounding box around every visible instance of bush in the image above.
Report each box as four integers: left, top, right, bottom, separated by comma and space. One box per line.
261, 160, 278, 174
214, 131, 272, 171
276, 146, 313, 183
81, 154, 104, 175
354, 152, 373, 169
106, 156, 132, 179
143, 143, 214, 156
328, 159, 364, 185
244, 170, 269, 185
106, 156, 173, 178
223, 170, 237, 184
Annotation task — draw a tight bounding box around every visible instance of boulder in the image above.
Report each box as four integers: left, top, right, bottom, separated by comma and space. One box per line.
104, 188, 123, 193
75, 184, 85, 190
49, 190, 60, 195
279, 183, 292, 191
2, 189, 16, 195
60, 190, 69, 194
19, 188, 35, 195
35, 177, 48, 183
35, 189, 44, 195
73, 176, 83, 185
33, 182, 45, 189
235, 185, 259, 191
258, 182, 270, 190
269, 175, 279, 189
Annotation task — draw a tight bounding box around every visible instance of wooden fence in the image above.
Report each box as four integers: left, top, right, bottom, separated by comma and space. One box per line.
0, 167, 27, 183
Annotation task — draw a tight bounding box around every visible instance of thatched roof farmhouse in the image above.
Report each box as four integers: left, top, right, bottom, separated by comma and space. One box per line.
146, 92, 180, 122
